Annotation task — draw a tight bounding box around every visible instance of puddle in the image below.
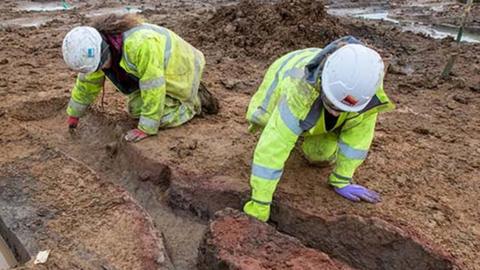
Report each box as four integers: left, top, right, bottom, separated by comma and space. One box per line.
327, 6, 480, 43
405, 23, 480, 43
328, 7, 399, 23
18, 2, 71, 12
0, 235, 17, 270
85, 6, 145, 18
0, 17, 52, 29
354, 11, 400, 24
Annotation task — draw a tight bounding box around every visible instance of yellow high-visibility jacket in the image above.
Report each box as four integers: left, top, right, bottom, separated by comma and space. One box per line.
67, 23, 205, 134
246, 43, 395, 206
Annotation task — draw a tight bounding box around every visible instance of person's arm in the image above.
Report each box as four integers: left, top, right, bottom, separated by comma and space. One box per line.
328, 113, 381, 203
329, 113, 378, 187
132, 37, 167, 135
244, 97, 303, 221
66, 71, 105, 117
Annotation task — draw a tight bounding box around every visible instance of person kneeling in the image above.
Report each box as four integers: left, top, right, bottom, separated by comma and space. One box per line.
243, 36, 395, 222
62, 14, 218, 142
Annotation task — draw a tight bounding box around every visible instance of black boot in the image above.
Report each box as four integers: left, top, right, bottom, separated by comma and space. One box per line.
198, 82, 219, 115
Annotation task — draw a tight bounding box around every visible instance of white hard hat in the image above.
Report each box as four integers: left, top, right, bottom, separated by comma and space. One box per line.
62, 26, 103, 73
321, 44, 384, 112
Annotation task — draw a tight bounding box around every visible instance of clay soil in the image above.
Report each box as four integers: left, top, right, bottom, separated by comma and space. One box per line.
0, 0, 479, 269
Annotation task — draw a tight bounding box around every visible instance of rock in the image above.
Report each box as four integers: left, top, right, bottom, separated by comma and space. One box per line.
388, 63, 414, 76
394, 174, 408, 185
223, 23, 236, 35
413, 127, 432, 135
139, 170, 153, 182
105, 142, 118, 157
453, 95, 469, 105
0, 58, 8, 65
469, 84, 480, 92
446, 102, 457, 110
221, 78, 241, 90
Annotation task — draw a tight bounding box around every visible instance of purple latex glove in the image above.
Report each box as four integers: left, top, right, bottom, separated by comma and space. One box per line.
334, 184, 381, 203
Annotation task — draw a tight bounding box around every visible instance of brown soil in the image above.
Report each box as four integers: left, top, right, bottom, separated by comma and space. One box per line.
198, 208, 352, 270
0, 0, 479, 269
186, 0, 347, 59
0, 118, 172, 269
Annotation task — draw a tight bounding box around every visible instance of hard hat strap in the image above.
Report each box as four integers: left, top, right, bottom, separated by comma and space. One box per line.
321, 93, 343, 112
96, 36, 111, 71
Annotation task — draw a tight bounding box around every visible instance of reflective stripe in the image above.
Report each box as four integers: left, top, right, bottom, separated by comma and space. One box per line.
139, 116, 160, 130
78, 74, 105, 85
177, 104, 191, 124
279, 98, 303, 136
252, 48, 318, 123
252, 164, 283, 180
123, 24, 172, 71
283, 67, 304, 80
289, 54, 313, 72
338, 140, 368, 160
68, 99, 88, 113
251, 51, 304, 122
74, 84, 88, 92
332, 172, 352, 182
251, 107, 267, 125
282, 53, 315, 80
160, 111, 175, 126
251, 198, 272, 205
190, 49, 202, 102
299, 96, 323, 131
140, 77, 165, 91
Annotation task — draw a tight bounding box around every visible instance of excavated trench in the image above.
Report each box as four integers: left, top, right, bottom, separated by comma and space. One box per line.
8, 97, 460, 270
0, 217, 29, 270
9, 97, 205, 269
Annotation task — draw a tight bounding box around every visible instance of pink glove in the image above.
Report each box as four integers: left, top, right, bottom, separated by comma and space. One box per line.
67, 116, 79, 129
124, 129, 149, 142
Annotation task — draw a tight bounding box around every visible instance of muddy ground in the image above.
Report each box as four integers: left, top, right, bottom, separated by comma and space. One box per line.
0, 0, 479, 269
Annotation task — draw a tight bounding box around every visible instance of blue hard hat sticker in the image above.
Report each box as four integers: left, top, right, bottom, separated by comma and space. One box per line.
87, 48, 95, 58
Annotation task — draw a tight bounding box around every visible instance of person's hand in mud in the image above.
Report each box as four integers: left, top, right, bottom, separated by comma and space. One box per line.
334, 184, 381, 203
124, 128, 149, 142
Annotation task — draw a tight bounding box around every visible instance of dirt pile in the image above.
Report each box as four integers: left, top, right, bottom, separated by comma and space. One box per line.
190, 0, 346, 58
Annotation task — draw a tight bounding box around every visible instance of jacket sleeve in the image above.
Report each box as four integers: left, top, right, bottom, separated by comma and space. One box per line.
132, 37, 167, 135
249, 97, 303, 205
329, 113, 378, 188
66, 71, 105, 117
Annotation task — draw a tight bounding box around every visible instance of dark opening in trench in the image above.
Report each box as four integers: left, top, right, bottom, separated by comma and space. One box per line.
271, 204, 459, 270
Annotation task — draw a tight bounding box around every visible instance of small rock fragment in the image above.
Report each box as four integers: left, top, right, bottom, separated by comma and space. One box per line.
34, 250, 50, 264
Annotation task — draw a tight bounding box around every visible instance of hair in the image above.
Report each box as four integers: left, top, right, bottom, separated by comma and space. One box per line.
91, 14, 144, 34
